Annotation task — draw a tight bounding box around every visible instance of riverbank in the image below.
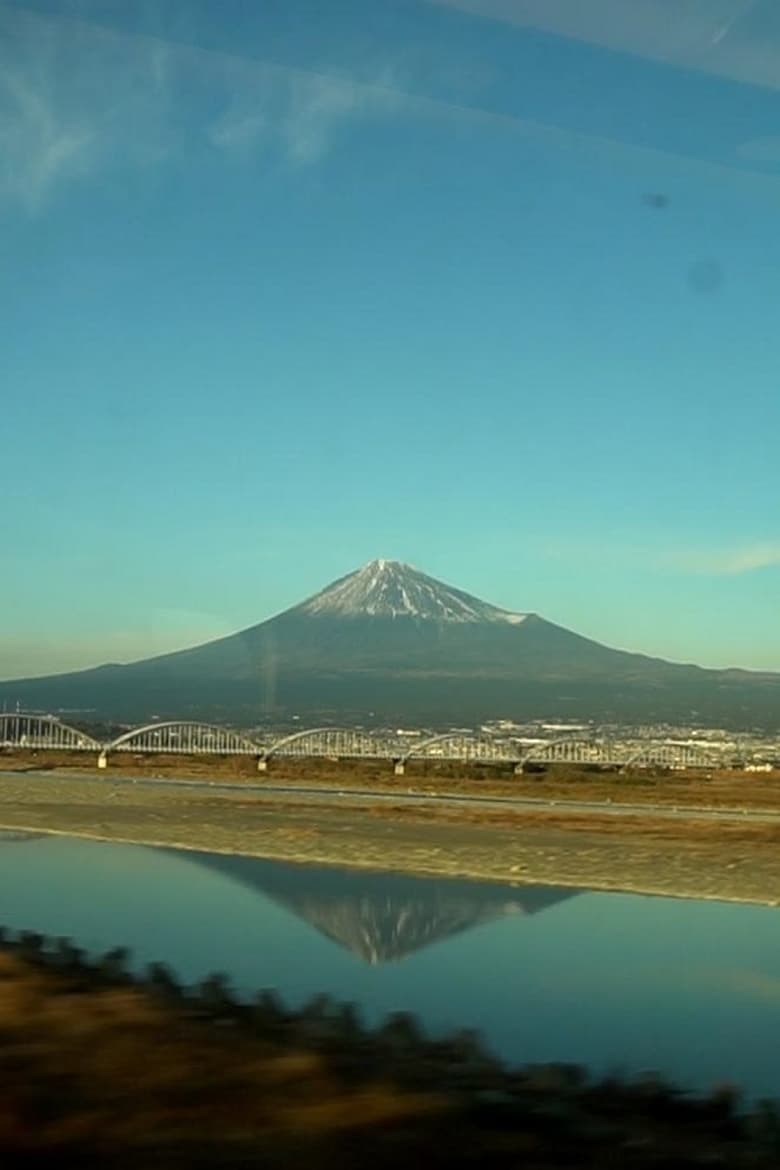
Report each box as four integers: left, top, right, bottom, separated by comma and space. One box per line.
1, 929, 779, 1169
2, 771, 780, 904
5, 749, 780, 807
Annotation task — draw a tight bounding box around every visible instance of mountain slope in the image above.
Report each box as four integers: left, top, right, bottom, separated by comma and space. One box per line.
2, 560, 779, 728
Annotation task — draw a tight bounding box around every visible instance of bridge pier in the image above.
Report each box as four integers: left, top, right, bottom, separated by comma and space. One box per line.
393, 760, 405, 776
97, 752, 107, 770
513, 762, 525, 775
256, 758, 268, 773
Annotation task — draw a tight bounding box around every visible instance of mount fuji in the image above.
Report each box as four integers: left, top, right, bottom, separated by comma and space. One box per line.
2, 560, 779, 728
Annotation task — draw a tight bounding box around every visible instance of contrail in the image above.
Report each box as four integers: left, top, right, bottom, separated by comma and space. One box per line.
709, 0, 756, 46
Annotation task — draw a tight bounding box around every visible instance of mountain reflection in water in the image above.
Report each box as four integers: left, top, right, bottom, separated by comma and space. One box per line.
179, 851, 580, 964
4, 834, 780, 1097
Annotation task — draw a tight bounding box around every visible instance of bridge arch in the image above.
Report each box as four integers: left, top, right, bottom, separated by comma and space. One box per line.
520, 738, 625, 768
103, 721, 261, 758
621, 742, 726, 771
261, 727, 392, 763
398, 732, 520, 769
0, 712, 101, 751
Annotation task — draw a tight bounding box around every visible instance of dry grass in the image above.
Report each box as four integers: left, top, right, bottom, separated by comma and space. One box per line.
358, 800, 780, 842
0, 950, 441, 1167
6, 749, 780, 810
1, 945, 779, 1168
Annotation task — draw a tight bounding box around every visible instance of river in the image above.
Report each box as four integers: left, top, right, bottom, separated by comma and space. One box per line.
1, 831, 779, 1098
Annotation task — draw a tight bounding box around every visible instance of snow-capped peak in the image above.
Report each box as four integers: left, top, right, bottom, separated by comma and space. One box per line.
295, 560, 529, 624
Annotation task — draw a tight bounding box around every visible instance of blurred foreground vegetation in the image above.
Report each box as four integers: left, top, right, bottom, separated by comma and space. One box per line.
1, 927, 780, 1168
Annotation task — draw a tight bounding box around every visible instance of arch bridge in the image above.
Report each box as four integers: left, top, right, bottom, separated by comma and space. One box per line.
98, 721, 261, 766
621, 742, 729, 772
0, 711, 758, 774
258, 727, 396, 770
520, 738, 728, 771
521, 738, 625, 768
0, 712, 100, 752
395, 733, 520, 774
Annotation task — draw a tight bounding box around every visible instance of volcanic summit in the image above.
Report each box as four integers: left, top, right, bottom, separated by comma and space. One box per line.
295, 559, 529, 624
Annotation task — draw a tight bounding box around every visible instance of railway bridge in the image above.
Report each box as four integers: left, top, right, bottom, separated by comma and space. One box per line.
0, 712, 759, 774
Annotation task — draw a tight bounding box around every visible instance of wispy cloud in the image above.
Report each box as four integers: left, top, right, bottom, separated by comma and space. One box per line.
206, 63, 404, 164
4, 1, 780, 216
0, 6, 173, 210
0, 5, 407, 210
0, 30, 94, 209
543, 538, 780, 576
666, 542, 780, 575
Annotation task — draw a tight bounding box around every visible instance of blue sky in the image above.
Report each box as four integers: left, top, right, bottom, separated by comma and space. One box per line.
2, 0, 780, 677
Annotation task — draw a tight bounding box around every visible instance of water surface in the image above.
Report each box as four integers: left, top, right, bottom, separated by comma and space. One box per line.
1, 832, 779, 1098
